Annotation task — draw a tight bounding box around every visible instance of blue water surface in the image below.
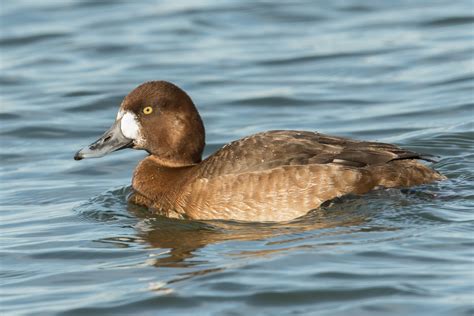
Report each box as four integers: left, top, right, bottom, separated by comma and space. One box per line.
0, 1, 473, 315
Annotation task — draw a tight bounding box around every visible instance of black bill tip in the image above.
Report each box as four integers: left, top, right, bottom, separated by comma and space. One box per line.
74, 151, 83, 161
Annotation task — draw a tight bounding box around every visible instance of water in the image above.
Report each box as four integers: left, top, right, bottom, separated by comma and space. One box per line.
1, 0, 473, 315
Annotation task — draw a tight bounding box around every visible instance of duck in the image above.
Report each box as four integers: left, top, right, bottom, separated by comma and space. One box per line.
74, 81, 446, 222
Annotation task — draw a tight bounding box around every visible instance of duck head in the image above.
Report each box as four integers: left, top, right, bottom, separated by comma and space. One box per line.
74, 81, 205, 166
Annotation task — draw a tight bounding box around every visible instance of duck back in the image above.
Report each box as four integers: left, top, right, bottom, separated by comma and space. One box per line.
166, 131, 445, 221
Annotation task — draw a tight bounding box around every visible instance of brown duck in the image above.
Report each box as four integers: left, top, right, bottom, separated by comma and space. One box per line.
74, 81, 446, 222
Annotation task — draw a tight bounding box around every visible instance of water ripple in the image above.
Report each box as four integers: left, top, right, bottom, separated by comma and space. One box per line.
420, 16, 474, 27
1, 0, 473, 315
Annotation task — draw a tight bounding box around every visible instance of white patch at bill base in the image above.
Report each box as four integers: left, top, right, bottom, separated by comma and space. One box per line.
120, 112, 140, 139
116, 110, 125, 120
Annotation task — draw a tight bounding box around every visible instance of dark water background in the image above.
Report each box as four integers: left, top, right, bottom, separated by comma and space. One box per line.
1, 1, 473, 315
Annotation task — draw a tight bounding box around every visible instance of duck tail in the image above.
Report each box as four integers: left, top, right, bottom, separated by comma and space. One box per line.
370, 160, 446, 188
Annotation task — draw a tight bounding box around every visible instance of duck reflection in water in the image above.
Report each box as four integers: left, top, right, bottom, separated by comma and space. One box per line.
126, 197, 373, 269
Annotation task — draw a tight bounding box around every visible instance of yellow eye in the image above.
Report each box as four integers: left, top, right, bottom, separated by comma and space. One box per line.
143, 106, 153, 115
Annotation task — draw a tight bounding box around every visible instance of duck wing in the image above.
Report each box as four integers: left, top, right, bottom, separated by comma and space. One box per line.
197, 130, 431, 178
180, 130, 444, 221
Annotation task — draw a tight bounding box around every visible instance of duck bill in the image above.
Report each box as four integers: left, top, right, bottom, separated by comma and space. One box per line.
74, 120, 133, 160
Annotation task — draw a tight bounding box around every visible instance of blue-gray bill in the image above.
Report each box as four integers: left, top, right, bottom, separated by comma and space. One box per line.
74, 120, 133, 160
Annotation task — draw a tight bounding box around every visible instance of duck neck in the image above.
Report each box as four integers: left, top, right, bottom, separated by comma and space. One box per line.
131, 155, 196, 214
147, 154, 198, 168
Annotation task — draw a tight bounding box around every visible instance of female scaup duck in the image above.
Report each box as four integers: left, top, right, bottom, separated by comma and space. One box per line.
74, 81, 446, 222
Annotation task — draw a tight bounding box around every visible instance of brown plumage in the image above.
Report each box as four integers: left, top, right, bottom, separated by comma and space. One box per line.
75, 81, 446, 222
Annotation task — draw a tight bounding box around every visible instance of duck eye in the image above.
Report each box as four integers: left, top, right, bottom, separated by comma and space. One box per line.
143, 106, 153, 115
